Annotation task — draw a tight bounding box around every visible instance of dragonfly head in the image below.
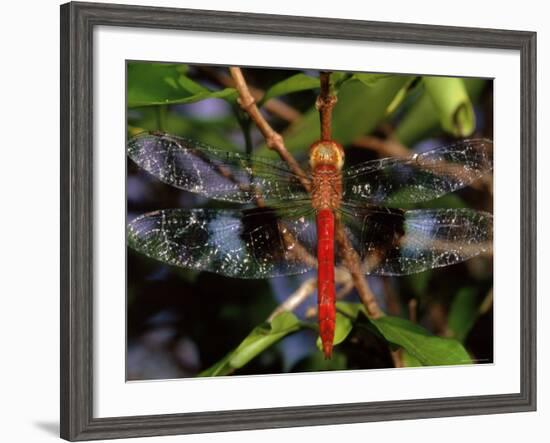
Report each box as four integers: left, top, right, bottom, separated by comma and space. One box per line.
309, 140, 345, 171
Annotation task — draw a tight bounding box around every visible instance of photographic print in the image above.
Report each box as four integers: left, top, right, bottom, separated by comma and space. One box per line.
126, 62, 494, 380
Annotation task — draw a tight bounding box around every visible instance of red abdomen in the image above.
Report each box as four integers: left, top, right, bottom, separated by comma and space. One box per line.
316, 209, 335, 359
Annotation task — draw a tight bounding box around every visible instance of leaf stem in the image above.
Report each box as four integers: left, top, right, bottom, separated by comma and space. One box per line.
155, 105, 166, 132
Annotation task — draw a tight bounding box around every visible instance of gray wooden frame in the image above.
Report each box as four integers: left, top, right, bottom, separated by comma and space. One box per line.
60, 1, 537, 440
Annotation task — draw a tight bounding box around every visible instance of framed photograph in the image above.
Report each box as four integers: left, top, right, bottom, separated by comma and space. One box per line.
60, 1, 536, 440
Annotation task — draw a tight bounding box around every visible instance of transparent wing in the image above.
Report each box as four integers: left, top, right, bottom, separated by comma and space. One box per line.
128, 132, 310, 204
127, 206, 318, 278
338, 206, 492, 275
342, 139, 493, 207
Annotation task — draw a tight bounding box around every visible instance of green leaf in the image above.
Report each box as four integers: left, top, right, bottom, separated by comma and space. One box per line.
336, 301, 366, 319
127, 62, 237, 107
229, 311, 301, 368
260, 73, 319, 105
423, 77, 475, 137
370, 316, 472, 366
448, 288, 478, 342
198, 354, 233, 377
335, 303, 470, 366
385, 79, 413, 116
128, 106, 240, 151
402, 350, 423, 367
394, 92, 440, 146
351, 75, 415, 117
335, 301, 384, 339
396, 78, 487, 146
332, 77, 412, 144
198, 311, 301, 376
315, 312, 354, 351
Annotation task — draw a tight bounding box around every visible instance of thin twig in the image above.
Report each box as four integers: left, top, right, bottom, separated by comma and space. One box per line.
382, 277, 401, 316
336, 271, 355, 299
353, 135, 410, 158
229, 67, 311, 192
391, 297, 420, 369
268, 277, 317, 322
267, 268, 352, 322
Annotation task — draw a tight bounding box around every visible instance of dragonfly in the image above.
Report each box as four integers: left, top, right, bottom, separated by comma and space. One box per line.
127, 132, 493, 359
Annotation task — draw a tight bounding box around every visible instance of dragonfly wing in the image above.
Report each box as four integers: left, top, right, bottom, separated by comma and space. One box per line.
128, 132, 310, 204
338, 207, 492, 276
342, 139, 493, 206
128, 206, 317, 278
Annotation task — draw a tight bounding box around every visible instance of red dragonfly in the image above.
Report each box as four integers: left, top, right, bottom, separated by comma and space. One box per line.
127, 132, 493, 358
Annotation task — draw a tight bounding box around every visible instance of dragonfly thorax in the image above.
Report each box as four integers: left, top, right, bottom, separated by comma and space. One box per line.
311, 165, 343, 211
309, 140, 344, 211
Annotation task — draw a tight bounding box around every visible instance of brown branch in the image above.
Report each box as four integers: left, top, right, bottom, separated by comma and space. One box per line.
229, 67, 311, 192
227, 67, 317, 270
391, 297, 420, 369
279, 226, 318, 270
334, 222, 383, 319
353, 135, 411, 158
382, 277, 401, 316
316, 72, 338, 141
336, 268, 355, 299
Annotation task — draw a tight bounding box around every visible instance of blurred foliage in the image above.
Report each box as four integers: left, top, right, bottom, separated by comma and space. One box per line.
447, 287, 481, 342
395, 78, 487, 146
259, 73, 319, 105
423, 76, 475, 137
127, 62, 493, 380
127, 63, 237, 107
